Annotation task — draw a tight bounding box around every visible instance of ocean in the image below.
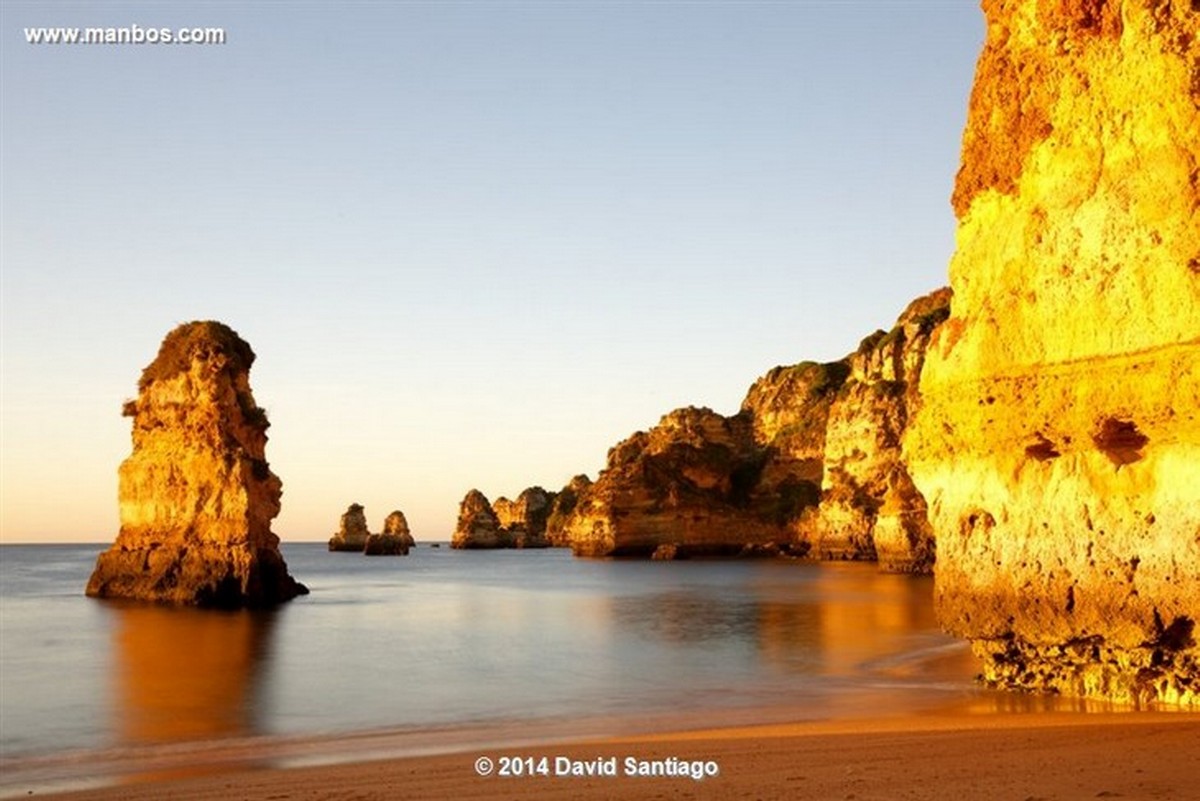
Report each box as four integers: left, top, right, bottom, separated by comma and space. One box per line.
0, 543, 993, 792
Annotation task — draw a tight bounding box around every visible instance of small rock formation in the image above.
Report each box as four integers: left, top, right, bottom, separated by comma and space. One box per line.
86, 321, 307, 607
451, 489, 509, 548
545, 475, 592, 546
364, 510, 412, 556
815, 289, 950, 571
328, 504, 370, 552
492, 487, 554, 548
906, 0, 1199, 705
383, 510, 416, 548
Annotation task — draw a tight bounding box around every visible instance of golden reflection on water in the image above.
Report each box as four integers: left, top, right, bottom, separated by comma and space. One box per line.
109, 603, 275, 746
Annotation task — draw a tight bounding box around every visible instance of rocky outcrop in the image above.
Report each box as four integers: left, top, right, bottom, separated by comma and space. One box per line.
364, 510, 412, 556
545, 475, 592, 546
492, 487, 554, 548
383, 510, 416, 548
85, 321, 307, 607
563, 407, 782, 557
451, 489, 508, 549
555, 290, 951, 562
328, 504, 370, 552
815, 289, 950, 571
906, 0, 1200, 705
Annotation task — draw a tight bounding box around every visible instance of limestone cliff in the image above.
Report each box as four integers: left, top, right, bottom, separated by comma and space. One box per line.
328, 503, 370, 552
556, 290, 950, 562
563, 407, 781, 557
86, 321, 307, 607
906, 0, 1200, 705
451, 489, 509, 549
739, 360, 850, 553
816, 289, 950, 571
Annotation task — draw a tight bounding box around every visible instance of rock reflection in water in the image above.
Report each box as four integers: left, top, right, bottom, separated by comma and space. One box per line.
109, 603, 275, 745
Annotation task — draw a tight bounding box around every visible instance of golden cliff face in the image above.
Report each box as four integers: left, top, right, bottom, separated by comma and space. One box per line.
86, 322, 306, 606
907, 0, 1199, 705
816, 290, 950, 570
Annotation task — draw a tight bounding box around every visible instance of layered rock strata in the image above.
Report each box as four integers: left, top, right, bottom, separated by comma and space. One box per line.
328, 504, 370, 552
906, 0, 1200, 705
86, 321, 307, 607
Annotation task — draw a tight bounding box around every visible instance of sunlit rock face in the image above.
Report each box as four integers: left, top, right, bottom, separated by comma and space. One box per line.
906, 0, 1200, 705
564, 407, 780, 557
545, 475, 592, 547
364, 509, 411, 556
818, 289, 950, 571
740, 360, 848, 554
328, 503, 370, 552
383, 510, 416, 548
86, 321, 307, 607
492, 487, 554, 548
451, 489, 508, 549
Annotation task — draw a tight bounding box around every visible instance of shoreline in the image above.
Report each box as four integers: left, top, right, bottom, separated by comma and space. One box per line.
12, 710, 1198, 801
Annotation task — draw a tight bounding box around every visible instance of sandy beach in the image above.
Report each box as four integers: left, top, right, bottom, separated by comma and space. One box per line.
23, 713, 1199, 801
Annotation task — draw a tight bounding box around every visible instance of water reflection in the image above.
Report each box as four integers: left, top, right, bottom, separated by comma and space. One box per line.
107, 603, 276, 746
609, 562, 978, 685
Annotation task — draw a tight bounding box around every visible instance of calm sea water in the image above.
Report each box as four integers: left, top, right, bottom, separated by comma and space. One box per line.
0, 543, 992, 788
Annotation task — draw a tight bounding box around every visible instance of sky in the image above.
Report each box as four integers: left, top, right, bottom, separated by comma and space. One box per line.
0, 1, 984, 543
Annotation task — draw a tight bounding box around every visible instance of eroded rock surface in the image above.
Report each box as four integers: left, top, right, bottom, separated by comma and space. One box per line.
906, 0, 1200, 705
383, 510, 416, 548
86, 321, 307, 607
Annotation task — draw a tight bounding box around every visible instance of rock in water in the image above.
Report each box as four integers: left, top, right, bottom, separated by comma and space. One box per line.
383, 510, 416, 548
328, 503, 370, 552
86, 321, 307, 607
364, 509, 412, 555
905, 1, 1199, 705
451, 489, 508, 548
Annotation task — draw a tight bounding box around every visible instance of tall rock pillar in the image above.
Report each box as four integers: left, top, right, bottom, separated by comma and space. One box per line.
87, 321, 307, 607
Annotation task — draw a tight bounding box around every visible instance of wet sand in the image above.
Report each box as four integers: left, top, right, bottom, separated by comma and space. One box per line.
24, 713, 1200, 801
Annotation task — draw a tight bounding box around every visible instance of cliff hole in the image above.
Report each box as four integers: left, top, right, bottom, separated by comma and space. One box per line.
1024, 433, 1061, 461
1092, 418, 1148, 465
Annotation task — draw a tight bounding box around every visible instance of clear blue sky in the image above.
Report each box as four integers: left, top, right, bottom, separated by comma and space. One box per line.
0, 1, 984, 542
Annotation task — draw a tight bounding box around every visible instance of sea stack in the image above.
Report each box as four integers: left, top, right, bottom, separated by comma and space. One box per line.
364, 510, 412, 555
86, 321, 307, 607
451, 489, 506, 548
905, 0, 1199, 705
328, 503, 370, 552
